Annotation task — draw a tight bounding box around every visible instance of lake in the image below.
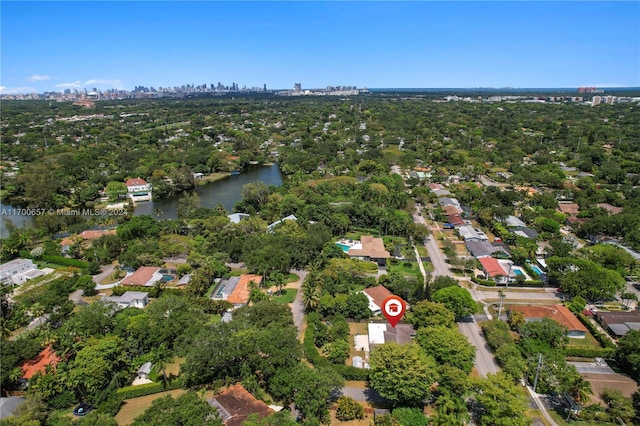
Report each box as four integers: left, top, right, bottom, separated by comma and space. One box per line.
0, 164, 283, 237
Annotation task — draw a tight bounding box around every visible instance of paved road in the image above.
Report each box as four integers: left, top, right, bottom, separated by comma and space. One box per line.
458, 317, 500, 377
412, 212, 452, 278
289, 269, 308, 335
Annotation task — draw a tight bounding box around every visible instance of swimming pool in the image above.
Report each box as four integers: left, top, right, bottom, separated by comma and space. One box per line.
513, 268, 523, 276
530, 265, 543, 275
336, 243, 351, 253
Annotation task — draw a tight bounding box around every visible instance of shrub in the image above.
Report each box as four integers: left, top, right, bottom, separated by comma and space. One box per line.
50, 390, 76, 409
115, 377, 183, 399
335, 396, 364, 421
97, 395, 124, 416
565, 347, 615, 358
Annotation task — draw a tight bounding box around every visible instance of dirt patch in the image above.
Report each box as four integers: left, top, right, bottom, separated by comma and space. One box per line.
164, 357, 185, 377
115, 389, 187, 425
582, 372, 638, 404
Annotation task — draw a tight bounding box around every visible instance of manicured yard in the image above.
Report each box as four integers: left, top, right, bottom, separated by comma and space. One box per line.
566, 331, 602, 351
115, 389, 187, 425
164, 357, 185, 377
386, 260, 423, 279
272, 288, 297, 304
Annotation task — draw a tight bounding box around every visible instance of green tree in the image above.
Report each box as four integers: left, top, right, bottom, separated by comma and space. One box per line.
105, 181, 127, 201
130, 392, 222, 426
615, 329, 640, 381
335, 396, 364, 421
519, 317, 568, 350
601, 388, 635, 423
546, 257, 626, 302
416, 326, 476, 373
391, 407, 428, 426
432, 286, 476, 319
408, 300, 455, 329
470, 373, 531, 426
369, 343, 438, 406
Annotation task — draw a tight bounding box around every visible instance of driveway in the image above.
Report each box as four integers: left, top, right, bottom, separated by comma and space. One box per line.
289, 269, 308, 334
341, 386, 388, 404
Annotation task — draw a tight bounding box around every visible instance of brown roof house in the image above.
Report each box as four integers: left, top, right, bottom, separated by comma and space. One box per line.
121, 266, 162, 287
510, 305, 588, 339
208, 384, 274, 426
226, 274, 263, 307
359, 285, 407, 315
347, 236, 390, 266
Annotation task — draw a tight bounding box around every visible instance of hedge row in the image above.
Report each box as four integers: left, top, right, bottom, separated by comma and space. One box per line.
565, 347, 615, 358
576, 312, 616, 350
471, 276, 496, 287
19, 251, 89, 268
116, 377, 184, 400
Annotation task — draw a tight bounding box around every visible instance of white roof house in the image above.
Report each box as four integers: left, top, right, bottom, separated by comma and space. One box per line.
103, 291, 149, 310
0, 259, 50, 286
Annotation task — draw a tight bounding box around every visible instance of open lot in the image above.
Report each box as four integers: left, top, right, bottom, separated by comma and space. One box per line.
115, 389, 187, 425
582, 372, 638, 404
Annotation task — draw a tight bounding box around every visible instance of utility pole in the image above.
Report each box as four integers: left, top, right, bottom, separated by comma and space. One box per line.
498, 290, 505, 319
533, 353, 543, 393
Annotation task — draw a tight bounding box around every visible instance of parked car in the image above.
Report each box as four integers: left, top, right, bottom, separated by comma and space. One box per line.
73, 403, 93, 417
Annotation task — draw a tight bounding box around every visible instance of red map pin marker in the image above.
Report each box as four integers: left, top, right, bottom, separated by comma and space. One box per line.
382, 295, 406, 328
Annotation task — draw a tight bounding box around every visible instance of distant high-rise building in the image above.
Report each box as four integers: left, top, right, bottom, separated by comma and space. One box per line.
264, 84, 267, 92
605, 96, 614, 104
592, 96, 601, 106
294, 83, 302, 92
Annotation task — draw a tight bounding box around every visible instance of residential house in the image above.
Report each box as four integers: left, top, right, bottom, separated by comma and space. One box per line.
21, 346, 60, 384
103, 291, 149, 310
438, 197, 461, 211
347, 236, 390, 266
0, 258, 49, 286
510, 305, 588, 339
457, 225, 489, 241
121, 267, 162, 287
60, 229, 117, 253
446, 214, 466, 227
465, 240, 510, 259
594, 310, 640, 337
208, 384, 274, 426
478, 257, 508, 283
267, 214, 297, 232
595, 203, 623, 215
359, 285, 405, 315
125, 178, 152, 202
368, 323, 415, 349
513, 227, 539, 239
222, 274, 263, 307
442, 205, 462, 215
557, 202, 580, 224
505, 215, 527, 228
136, 362, 153, 380
227, 213, 250, 224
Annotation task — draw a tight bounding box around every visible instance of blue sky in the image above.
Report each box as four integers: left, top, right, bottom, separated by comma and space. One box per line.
1, 1, 639, 93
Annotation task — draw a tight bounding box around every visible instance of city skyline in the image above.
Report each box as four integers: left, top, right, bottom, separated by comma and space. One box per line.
2, 1, 639, 94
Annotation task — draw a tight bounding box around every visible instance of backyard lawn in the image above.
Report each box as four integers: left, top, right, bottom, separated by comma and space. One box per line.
271, 288, 297, 304
115, 389, 187, 425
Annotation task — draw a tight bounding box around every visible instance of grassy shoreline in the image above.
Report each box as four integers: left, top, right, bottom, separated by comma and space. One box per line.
196, 172, 231, 185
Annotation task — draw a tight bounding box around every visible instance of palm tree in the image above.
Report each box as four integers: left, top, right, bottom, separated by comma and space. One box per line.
150, 343, 172, 384
302, 280, 321, 311
567, 374, 592, 405
432, 393, 469, 426
0, 319, 12, 340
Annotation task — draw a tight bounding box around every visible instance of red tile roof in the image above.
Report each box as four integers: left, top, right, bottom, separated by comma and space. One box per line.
557, 203, 580, 215
478, 257, 507, 277
210, 384, 273, 426
121, 266, 160, 286
362, 285, 396, 310
79, 229, 116, 240
596, 203, 623, 215
511, 305, 587, 333
227, 274, 262, 305
21, 346, 60, 380
447, 214, 466, 226
125, 178, 147, 187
